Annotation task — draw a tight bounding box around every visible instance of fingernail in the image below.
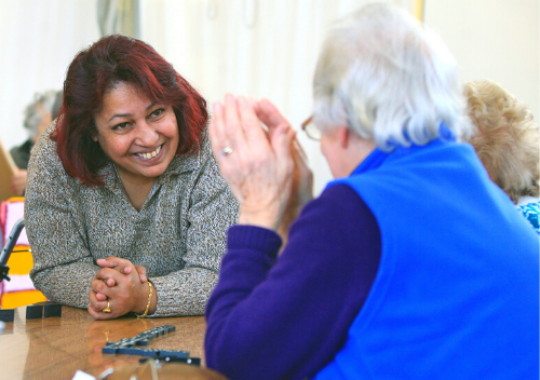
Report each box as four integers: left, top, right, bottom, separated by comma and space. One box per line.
213, 102, 222, 111
238, 96, 247, 104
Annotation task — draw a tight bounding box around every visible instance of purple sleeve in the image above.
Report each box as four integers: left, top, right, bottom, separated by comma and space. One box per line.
205, 184, 381, 380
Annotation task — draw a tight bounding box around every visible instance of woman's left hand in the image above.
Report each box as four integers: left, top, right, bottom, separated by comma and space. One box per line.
254, 99, 314, 241
209, 95, 297, 231
87, 257, 151, 320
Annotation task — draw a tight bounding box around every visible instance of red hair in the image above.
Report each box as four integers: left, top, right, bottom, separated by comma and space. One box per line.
52, 34, 208, 186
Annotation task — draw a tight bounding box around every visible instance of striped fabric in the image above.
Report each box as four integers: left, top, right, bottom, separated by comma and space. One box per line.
517, 201, 540, 235
0, 198, 47, 309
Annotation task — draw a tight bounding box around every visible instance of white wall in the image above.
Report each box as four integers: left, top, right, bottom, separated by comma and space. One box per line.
0, 0, 538, 195
424, 0, 540, 120
0, 0, 100, 151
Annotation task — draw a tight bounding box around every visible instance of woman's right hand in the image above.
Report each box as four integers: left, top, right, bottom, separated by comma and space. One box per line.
209, 95, 297, 232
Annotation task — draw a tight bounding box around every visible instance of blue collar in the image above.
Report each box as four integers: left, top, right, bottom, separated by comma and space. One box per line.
350, 123, 457, 177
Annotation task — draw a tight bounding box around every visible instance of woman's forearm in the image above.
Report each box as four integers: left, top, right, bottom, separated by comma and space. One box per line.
148, 268, 220, 317
31, 258, 99, 308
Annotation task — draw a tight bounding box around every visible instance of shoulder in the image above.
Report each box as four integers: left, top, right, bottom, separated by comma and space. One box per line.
292, 183, 380, 243
26, 122, 76, 193
302, 183, 375, 223
198, 136, 225, 180
167, 134, 216, 175
164, 134, 237, 207
179, 134, 229, 189
28, 123, 62, 171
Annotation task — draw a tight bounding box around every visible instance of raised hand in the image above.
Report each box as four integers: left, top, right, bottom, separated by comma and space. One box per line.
208, 95, 297, 232
255, 99, 313, 242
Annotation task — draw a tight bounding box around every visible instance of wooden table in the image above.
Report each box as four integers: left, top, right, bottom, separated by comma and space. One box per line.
0, 305, 207, 380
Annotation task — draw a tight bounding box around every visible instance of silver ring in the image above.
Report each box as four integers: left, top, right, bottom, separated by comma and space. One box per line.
222, 147, 234, 156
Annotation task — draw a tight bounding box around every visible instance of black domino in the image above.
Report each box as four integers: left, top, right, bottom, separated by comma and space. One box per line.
0, 309, 14, 322
26, 304, 43, 319
102, 325, 188, 359
43, 302, 62, 317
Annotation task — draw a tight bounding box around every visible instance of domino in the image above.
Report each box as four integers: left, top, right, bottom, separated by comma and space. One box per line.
43, 302, 62, 317
102, 325, 185, 358
0, 309, 14, 322
26, 304, 43, 319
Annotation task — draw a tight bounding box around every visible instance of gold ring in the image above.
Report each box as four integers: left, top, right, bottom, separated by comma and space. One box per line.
102, 300, 111, 313
222, 147, 233, 156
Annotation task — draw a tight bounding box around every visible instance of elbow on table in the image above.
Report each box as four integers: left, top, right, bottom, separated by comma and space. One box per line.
29, 267, 47, 290
205, 327, 239, 376
29, 269, 63, 306
204, 327, 265, 380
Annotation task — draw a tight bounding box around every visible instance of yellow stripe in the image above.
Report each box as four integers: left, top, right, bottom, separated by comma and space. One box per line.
6, 196, 25, 203
413, 0, 424, 22
1, 290, 47, 309
6, 249, 34, 275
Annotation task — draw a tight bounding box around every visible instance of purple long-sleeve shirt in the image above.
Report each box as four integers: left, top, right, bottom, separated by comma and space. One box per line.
205, 184, 381, 380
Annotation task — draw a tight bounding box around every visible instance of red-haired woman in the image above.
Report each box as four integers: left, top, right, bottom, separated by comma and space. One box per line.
24, 35, 238, 319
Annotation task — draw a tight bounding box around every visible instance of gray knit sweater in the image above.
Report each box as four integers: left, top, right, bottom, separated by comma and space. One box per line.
25, 125, 238, 317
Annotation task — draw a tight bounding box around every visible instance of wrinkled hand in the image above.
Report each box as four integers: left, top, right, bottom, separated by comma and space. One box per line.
88, 257, 151, 320
255, 100, 313, 241
209, 95, 297, 231
10, 169, 28, 196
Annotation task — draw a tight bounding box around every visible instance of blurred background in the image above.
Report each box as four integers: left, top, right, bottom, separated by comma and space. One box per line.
0, 0, 538, 194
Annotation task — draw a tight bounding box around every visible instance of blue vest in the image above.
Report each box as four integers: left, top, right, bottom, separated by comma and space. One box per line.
315, 138, 539, 379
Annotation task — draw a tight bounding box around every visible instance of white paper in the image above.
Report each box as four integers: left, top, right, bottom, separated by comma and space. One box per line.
71, 370, 96, 380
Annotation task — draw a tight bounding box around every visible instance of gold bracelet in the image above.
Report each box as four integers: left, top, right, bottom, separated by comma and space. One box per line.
136, 281, 153, 319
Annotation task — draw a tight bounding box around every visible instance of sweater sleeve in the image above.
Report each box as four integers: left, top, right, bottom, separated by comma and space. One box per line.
26, 128, 100, 309
205, 184, 381, 380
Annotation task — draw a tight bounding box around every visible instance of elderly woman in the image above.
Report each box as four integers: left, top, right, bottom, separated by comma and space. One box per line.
25, 35, 238, 320
10, 90, 60, 195
204, 4, 539, 380
464, 79, 539, 233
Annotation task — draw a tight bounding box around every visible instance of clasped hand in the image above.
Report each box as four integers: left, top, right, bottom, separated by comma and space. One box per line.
209, 95, 313, 237
88, 257, 151, 320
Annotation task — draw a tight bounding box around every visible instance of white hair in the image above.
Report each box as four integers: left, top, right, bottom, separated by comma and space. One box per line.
313, 3, 471, 151
23, 90, 58, 138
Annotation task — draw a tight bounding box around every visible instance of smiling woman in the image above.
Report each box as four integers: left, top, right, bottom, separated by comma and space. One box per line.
93, 83, 180, 210
23, 35, 239, 319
